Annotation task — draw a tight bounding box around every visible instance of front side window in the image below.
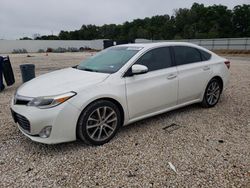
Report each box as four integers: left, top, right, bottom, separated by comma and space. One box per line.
78, 47, 141, 73
173, 46, 202, 65
135, 47, 172, 71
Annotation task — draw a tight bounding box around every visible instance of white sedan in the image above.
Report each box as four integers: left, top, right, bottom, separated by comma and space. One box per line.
11, 42, 230, 145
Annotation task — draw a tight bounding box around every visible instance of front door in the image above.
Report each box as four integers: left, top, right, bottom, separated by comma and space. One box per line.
125, 47, 178, 119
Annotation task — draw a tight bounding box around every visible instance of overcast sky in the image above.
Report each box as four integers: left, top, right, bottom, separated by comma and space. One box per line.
0, 0, 248, 39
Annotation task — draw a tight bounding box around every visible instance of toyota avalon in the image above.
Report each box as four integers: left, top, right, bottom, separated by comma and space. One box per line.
11, 42, 230, 145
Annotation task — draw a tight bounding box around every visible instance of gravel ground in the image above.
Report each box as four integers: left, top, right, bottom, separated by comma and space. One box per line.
0, 53, 249, 187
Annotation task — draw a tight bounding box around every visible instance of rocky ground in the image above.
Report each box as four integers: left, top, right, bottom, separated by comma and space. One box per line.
0, 53, 249, 187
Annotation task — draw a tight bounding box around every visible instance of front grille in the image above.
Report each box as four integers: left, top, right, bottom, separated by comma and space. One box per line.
11, 109, 30, 132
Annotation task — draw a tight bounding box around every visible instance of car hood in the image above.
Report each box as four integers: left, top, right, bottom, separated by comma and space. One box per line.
17, 67, 110, 97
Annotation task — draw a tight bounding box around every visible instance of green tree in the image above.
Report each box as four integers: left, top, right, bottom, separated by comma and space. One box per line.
59, 31, 70, 40
33, 3, 250, 41
19, 37, 32, 40
232, 4, 250, 37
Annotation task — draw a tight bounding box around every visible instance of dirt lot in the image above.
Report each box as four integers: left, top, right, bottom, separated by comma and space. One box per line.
0, 53, 249, 187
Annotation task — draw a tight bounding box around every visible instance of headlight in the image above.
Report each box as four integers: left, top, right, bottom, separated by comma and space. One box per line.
27, 92, 76, 109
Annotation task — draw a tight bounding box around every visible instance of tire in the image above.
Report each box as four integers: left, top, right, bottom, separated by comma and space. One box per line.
76, 100, 122, 145
201, 78, 222, 108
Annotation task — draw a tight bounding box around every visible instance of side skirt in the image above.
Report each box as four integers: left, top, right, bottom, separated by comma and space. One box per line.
125, 99, 201, 125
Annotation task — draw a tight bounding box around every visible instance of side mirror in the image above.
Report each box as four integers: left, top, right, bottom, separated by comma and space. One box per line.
131, 64, 148, 75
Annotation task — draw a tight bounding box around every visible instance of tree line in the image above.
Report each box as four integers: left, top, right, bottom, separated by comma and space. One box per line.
21, 3, 250, 41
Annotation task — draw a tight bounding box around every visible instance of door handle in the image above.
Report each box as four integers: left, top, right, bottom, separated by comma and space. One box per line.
203, 66, 210, 71
167, 74, 177, 80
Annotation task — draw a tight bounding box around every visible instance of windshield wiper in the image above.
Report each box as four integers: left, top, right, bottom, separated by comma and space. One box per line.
81, 67, 99, 72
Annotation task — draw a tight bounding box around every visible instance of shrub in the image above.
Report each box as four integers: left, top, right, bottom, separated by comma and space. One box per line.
68, 47, 79, 52
38, 49, 45, 53
46, 48, 53, 53
54, 47, 67, 53
45, 47, 95, 53
79, 46, 92, 51
12, 48, 28, 54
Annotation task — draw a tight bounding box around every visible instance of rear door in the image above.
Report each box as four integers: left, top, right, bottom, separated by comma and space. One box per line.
125, 47, 178, 119
172, 46, 213, 104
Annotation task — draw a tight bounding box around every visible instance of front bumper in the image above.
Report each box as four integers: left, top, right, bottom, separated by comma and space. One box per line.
11, 99, 81, 144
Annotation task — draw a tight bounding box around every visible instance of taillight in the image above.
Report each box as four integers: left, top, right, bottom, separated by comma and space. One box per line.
224, 61, 230, 69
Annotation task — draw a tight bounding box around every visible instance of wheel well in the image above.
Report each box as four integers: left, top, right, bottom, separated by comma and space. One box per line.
212, 76, 223, 91
83, 97, 125, 125
76, 97, 125, 140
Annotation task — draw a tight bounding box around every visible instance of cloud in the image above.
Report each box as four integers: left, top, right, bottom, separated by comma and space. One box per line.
0, 0, 248, 39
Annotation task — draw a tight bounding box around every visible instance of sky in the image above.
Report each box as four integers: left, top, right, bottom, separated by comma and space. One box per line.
0, 0, 249, 39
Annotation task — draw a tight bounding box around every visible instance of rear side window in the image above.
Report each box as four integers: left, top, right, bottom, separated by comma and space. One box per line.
135, 47, 172, 71
199, 49, 211, 61
173, 46, 202, 65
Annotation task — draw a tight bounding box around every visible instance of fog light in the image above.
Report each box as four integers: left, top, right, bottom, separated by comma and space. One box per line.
39, 126, 52, 138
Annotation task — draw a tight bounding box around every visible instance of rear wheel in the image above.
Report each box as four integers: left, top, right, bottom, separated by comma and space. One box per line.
202, 78, 222, 108
77, 100, 121, 145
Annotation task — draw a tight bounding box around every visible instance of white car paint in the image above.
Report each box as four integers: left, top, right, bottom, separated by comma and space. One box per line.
125, 66, 178, 119
11, 42, 230, 144
17, 67, 110, 97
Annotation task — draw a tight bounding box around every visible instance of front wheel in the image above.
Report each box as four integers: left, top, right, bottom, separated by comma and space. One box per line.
76, 100, 121, 145
201, 78, 222, 108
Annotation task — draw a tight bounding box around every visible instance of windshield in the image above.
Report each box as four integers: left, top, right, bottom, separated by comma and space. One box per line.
77, 47, 141, 73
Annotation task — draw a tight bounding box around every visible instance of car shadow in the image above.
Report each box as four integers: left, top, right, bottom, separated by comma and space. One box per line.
120, 103, 201, 133
20, 138, 90, 156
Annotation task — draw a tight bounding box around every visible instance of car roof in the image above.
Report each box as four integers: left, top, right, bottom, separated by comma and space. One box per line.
114, 42, 199, 49
113, 42, 213, 54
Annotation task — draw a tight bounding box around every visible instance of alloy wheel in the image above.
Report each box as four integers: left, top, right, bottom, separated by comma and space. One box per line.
206, 81, 221, 106
86, 106, 118, 142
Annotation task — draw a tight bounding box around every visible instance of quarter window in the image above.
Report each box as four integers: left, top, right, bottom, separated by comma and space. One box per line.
135, 47, 172, 71
173, 46, 202, 65
199, 49, 211, 61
